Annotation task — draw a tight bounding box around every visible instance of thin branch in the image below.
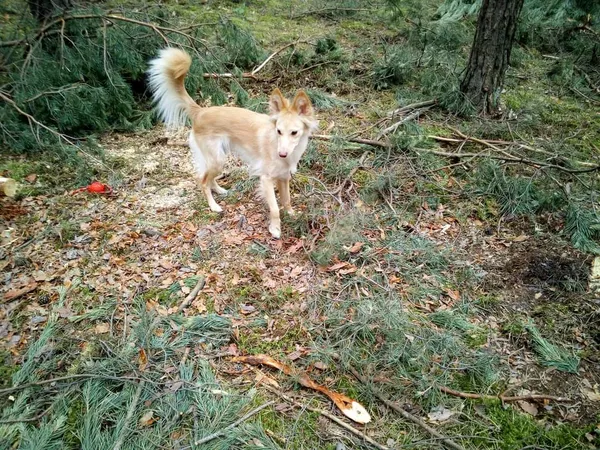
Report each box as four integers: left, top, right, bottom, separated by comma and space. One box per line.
188, 401, 275, 447
348, 367, 466, 450
251, 39, 312, 75
313, 134, 391, 149
332, 151, 370, 196
439, 386, 570, 403
264, 385, 389, 450
0, 373, 142, 396
413, 147, 600, 174
376, 106, 433, 140
176, 276, 206, 313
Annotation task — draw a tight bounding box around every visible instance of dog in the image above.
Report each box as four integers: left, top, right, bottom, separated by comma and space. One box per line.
147, 48, 318, 238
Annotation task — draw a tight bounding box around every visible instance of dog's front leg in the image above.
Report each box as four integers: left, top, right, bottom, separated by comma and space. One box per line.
261, 176, 281, 238
277, 179, 294, 216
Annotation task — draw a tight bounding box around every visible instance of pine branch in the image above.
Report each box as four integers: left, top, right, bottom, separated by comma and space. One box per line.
347, 367, 466, 450
439, 386, 570, 402
187, 401, 275, 447
263, 385, 390, 450
0, 91, 110, 170
113, 381, 145, 450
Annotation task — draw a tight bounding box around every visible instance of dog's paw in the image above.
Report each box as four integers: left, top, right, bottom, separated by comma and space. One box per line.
285, 208, 295, 217
269, 223, 281, 239
209, 203, 223, 213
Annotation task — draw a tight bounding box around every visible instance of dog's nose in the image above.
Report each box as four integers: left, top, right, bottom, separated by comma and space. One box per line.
279, 152, 287, 158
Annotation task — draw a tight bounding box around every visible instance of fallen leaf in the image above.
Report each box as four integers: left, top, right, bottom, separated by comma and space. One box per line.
347, 242, 364, 254
286, 239, 304, 254
289, 266, 303, 278
427, 406, 455, 423
240, 304, 256, 314
327, 261, 350, 272
139, 348, 148, 371
582, 387, 600, 402
24, 174, 37, 183
287, 350, 302, 361
517, 400, 538, 416
139, 410, 157, 427
338, 266, 357, 275
513, 234, 528, 242
94, 323, 110, 334
313, 361, 328, 370
255, 370, 280, 388
3, 281, 38, 303
32, 270, 49, 282
168, 381, 183, 393
444, 289, 460, 301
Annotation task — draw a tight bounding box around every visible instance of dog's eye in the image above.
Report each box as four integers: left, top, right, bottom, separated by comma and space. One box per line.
291, 131, 298, 136
277, 129, 282, 135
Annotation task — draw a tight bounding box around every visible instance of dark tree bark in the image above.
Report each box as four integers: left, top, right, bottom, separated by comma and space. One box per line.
27, 0, 72, 23
460, 0, 525, 115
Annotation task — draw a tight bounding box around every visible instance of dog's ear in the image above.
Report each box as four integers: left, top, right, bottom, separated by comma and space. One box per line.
269, 88, 288, 115
291, 90, 313, 116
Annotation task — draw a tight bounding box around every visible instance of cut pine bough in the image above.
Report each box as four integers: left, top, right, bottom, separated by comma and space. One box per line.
231, 354, 371, 424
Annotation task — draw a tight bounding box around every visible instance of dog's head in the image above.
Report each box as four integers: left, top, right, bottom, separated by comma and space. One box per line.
269, 88, 318, 159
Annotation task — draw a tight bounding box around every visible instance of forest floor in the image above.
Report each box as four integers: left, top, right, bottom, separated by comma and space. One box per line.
1, 1, 599, 449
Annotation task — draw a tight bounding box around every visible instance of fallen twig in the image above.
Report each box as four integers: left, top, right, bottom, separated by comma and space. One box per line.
187, 401, 275, 447
252, 39, 312, 75
348, 367, 466, 450
413, 147, 600, 174
439, 386, 570, 403
0, 373, 142, 396
263, 385, 389, 450
313, 134, 390, 149
376, 106, 433, 140
176, 276, 206, 313
331, 151, 370, 197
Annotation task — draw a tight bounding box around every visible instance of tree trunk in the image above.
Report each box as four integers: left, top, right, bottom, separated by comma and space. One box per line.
460, 0, 524, 115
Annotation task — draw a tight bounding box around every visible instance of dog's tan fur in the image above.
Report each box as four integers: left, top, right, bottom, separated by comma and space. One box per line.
147, 48, 318, 238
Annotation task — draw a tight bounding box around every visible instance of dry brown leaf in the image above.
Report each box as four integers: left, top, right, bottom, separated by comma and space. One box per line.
445, 289, 460, 302
139, 410, 157, 427
138, 348, 148, 371
3, 281, 38, 303
313, 361, 328, 370
255, 370, 280, 388
286, 239, 304, 254
287, 350, 302, 361
347, 242, 364, 253
338, 266, 357, 275
327, 261, 350, 272
517, 400, 538, 416
95, 323, 110, 334
289, 266, 303, 278
24, 174, 37, 183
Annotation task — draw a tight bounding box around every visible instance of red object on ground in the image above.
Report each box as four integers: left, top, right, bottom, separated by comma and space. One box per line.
70, 181, 113, 195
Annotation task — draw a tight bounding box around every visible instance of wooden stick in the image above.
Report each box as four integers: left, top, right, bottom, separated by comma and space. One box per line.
439, 386, 570, 403
190, 401, 275, 447
313, 134, 391, 149
347, 367, 466, 450
376, 106, 433, 140
176, 276, 206, 313
263, 385, 390, 450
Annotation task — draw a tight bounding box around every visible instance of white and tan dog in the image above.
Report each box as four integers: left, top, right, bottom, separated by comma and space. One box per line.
147, 48, 318, 238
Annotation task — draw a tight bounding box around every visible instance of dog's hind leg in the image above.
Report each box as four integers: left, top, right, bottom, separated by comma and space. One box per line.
190, 134, 226, 213
261, 176, 281, 238
211, 179, 228, 195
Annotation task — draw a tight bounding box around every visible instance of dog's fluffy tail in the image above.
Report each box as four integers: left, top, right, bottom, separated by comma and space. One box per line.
147, 48, 198, 127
